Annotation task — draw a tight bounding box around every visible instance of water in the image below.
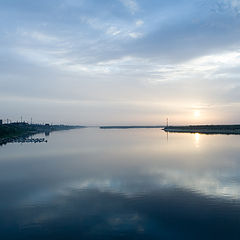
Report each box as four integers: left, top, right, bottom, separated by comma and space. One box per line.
0, 128, 240, 239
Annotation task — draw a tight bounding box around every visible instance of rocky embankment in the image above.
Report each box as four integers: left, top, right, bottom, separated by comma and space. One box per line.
164, 125, 240, 134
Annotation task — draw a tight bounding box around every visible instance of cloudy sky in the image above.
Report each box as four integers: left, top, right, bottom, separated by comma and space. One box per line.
1, 0, 240, 125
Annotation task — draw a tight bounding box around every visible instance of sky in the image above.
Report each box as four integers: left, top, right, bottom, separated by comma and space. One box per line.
1, 0, 240, 125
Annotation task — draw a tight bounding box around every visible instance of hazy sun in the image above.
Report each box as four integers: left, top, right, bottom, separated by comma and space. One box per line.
194, 110, 201, 118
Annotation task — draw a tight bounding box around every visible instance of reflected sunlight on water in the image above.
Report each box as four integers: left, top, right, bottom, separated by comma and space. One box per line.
194, 133, 200, 148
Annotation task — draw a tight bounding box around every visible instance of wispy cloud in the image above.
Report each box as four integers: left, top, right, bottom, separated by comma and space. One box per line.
1, 0, 240, 124
224, 0, 240, 13
19, 31, 58, 43
119, 0, 139, 14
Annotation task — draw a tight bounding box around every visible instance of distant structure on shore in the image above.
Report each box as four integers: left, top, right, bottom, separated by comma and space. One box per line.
0, 120, 2, 125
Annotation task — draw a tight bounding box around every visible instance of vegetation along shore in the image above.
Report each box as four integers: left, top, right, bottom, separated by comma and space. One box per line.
0, 122, 85, 145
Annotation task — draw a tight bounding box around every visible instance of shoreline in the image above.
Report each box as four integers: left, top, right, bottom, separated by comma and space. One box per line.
100, 126, 164, 129
0, 123, 85, 145
164, 125, 240, 135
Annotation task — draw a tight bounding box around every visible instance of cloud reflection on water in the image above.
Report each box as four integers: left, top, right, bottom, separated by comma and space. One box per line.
0, 129, 240, 239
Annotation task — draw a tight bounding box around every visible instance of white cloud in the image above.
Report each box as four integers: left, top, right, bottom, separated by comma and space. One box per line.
148, 50, 240, 83
229, 0, 240, 8
1, 0, 240, 123
106, 26, 121, 36
128, 32, 143, 39
136, 19, 144, 27
119, 0, 139, 14
18, 30, 58, 43
223, 0, 240, 13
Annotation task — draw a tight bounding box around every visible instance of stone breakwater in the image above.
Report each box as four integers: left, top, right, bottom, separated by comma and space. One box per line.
164, 125, 240, 135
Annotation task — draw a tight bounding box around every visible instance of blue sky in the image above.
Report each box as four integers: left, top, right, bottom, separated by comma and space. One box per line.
1, 0, 240, 125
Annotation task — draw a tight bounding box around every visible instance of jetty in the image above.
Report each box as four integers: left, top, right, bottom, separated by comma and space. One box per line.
164, 125, 240, 135
100, 126, 164, 129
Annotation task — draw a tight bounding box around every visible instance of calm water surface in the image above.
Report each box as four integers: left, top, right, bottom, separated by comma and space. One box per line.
0, 128, 240, 239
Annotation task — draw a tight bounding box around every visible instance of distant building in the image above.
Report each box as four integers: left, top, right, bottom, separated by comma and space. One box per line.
0, 119, 2, 125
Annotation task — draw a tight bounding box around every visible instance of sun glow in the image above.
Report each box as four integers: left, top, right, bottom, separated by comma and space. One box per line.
194, 110, 201, 118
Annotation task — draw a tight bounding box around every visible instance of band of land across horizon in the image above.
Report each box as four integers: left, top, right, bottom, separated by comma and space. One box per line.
1, 122, 240, 146
100, 124, 240, 134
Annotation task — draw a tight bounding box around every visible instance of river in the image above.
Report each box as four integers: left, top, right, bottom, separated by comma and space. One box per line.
0, 128, 240, 239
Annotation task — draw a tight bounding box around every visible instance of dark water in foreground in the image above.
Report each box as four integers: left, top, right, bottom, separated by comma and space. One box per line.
0, 128, 240, 239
